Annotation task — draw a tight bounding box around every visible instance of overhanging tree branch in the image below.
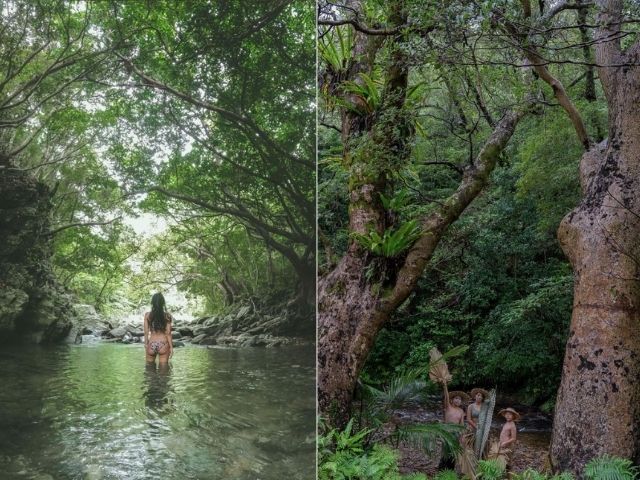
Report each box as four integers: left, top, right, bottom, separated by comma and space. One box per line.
382, 108, 528, 313
318, 18, 403, 35
116, 53, 313, 170
48, 217, 121, 236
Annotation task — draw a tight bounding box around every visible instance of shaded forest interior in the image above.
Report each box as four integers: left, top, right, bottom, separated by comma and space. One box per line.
318, 0, 640, 474
0, 0, 315, 341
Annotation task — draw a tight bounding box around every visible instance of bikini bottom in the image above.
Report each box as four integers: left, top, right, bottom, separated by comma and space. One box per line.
148, 340, 168, 355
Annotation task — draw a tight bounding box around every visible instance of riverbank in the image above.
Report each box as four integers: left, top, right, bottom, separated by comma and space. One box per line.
69, 298, 314, 348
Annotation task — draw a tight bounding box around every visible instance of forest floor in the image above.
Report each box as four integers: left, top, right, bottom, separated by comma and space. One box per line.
396, 431, 550, 475
391, 403, 552, 475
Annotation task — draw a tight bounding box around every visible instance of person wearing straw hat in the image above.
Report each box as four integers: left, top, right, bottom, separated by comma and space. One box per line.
466, 388, 489, 430
444, 386, 469, 425
487, 407, 521, 470
438, 386, 470, 470
498, 407, 519, 449
429, 347, 471, 470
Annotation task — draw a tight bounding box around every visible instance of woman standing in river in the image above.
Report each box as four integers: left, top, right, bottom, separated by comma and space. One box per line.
143, 293, 173, 364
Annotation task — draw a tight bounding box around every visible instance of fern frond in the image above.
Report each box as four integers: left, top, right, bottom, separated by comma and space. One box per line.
584, 455, 638, 480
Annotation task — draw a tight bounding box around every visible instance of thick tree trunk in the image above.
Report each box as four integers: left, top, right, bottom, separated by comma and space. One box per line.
317, 247, 386, 426
552, 140, 640, 471
551, 1, 640, 470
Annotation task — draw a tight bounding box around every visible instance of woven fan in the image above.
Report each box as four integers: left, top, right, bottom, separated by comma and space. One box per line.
474, 388, 496, 458
428, 347, 452, 384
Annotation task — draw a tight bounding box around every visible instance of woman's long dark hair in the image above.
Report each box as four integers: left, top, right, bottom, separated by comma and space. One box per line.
149, 293, 168, 332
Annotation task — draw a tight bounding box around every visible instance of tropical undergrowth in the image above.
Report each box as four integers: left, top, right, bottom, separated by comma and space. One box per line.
319, 350, 467, 479
473, 456, 638, 480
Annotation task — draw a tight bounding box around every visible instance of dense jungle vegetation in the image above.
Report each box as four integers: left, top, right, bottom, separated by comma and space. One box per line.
0, 1, 314, 320
318, 0, 640, 473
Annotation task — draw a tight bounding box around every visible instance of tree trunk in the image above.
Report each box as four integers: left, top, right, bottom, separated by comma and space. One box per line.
550, 1, 640, 471
577, 4, 596, 102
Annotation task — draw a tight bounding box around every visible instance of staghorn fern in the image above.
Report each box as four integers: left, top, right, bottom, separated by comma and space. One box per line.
584, 455, 638, 480
351, 220, 422, 258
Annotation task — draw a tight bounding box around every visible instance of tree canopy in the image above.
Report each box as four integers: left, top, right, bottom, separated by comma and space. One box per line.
1, 0, 315, 318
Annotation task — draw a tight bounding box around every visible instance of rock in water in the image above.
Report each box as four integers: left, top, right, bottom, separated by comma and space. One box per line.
107, 327, 127, 339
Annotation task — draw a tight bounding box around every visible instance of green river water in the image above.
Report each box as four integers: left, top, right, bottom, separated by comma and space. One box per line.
0, 343, 315, 480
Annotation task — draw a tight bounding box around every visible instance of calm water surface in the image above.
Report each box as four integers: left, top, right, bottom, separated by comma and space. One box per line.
0, 343, 315, 480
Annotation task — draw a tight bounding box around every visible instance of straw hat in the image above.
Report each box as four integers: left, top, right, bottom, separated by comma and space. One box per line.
470, 388, 489, 401
498, 408, 521, 421
449, 391, 471, 403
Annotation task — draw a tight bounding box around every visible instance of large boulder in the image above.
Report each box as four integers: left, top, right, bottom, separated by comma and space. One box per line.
0, 168, 74, 343
65, 303, 111, 343
107, 327, 128, 339
177, 327, 193, 337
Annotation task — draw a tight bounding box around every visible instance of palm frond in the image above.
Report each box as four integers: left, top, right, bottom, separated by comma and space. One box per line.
411, 345, 469, 380
428, 346, 452, 384
457, 443, 479, 480
550, 472, 575, 480
366, 374, 428, 414
511, 468, 549, 480
396, 422, 464, 456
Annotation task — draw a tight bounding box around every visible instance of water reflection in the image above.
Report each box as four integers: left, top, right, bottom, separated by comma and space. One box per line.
143, 362, 174, 415
0, 343, 315, 479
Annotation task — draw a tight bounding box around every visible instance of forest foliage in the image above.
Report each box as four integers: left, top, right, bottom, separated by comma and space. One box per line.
0, 1, 315, 316
317, 0, 618, 405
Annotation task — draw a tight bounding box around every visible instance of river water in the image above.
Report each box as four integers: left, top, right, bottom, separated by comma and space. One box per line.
0, 343, 315, 480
